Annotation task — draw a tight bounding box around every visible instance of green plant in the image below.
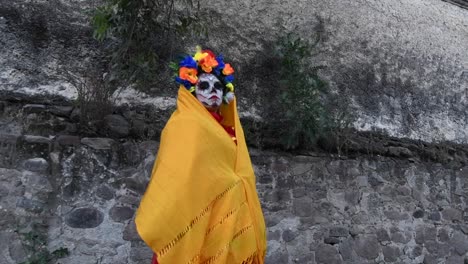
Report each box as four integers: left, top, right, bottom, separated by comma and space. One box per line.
17, 228, 69, 264
267, 32, 328, 149
91, 0, 207, 91
62, 69, 114, 131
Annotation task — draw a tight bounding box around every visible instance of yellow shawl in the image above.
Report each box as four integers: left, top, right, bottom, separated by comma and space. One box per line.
135, 87, 267, 263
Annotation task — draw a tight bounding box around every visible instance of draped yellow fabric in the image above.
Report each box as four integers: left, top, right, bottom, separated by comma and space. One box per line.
135, 87, 267, 264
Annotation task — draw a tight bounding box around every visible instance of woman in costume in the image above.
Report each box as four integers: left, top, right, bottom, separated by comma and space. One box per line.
135, 47, 267, 264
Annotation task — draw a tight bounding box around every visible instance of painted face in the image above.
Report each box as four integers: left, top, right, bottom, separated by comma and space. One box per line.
195, 73, 224, 112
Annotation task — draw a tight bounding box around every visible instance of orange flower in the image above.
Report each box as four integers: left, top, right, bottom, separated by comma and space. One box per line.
179, 67, 198, 84
222, 63, 234, 75
200, 54, 219, 73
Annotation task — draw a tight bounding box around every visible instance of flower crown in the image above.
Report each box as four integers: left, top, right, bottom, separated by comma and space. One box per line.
175, 46, 235, 103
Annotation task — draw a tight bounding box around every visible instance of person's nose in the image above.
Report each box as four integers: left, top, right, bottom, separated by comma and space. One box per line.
210, 85, 217, 94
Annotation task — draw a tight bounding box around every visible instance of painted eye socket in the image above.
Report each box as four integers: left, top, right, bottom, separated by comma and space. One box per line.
198, 81, 209, 90
214, 82, 223, 90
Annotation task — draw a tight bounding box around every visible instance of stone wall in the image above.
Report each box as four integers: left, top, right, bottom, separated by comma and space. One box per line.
1, 0, 468, 263
1, 99, 468, 264
255, 153, 468, 264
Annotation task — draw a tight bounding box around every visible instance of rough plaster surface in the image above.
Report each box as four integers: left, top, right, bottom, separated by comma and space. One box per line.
1, 0, 467, 143
203, 0, 468, 143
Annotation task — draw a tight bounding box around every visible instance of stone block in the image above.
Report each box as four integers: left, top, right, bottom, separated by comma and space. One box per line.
315, 244, 342, 264
396, 185, 412, 196
16, 197, 46, 213
117, 194, 140, 207
438, 228, 450, 242
265, 249, 289, 263
339, 238, 356, 261
292, 187, 307, 198
104, 115, 130, 138
130, 119, 147, 138
428, 211, 441, 221
324, 237, 340, 245
23, 104, 46, 114
81, 137, 115, 150
49, 151, 61, 177
292, 253, 314, 264
8, 233, 27, 263
96, 184, 115, 200
442, 208, 462, 222
65, 207, 104, 228
109, 205, 135, 223
55, 135, 80, 147
424, 241, 450, 256
0, 101, 5, 113
70, 108, 81, 122
0, 134, 19, 168
452, 231, 468, 255
356, 176, 368, 187
293, 197, 313, 217
129, 245, 153, 262
329, 226, 349, 237
20, 135, 51, 159
258, 173, 273, 184
376, 228, 390, 242
265, 214, 281, 227
382, 245, 401, 262
76, 239, 117, 256
282, 229, 298, 242
417, 226, 437, 244
268, 230, 281, 241
384, 210, 410, 221
344, 190, 360, 205
446, 255, 464, 264
49, 105, 73, 117
412, 245, 423, 258
22, 158, 49, 173
423, 254, 438, 264
354, 235, 380, 260
349, 226, 365, 237
413, 209, 424, 218
119, 142, 141, 166
390, 229, 410, 244
123, 220, 141, 241
387, 146, 413, 158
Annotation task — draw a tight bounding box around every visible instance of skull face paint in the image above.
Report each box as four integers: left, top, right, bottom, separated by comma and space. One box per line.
195, 73, 224, 112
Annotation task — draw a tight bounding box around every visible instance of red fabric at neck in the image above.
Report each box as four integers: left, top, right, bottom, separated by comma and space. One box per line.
210, 111, 236, 143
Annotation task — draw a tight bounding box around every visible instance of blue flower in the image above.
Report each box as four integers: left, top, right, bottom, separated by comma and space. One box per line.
213, 55, 226, 76
216, 55, 225, 69
179, 56, 197, 69
224, 75, 234, 83
175, 76, 192, 89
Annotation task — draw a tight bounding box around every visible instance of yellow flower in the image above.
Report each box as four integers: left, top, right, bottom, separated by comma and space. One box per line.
193, 46, 208, 62
226, 83, 234, 92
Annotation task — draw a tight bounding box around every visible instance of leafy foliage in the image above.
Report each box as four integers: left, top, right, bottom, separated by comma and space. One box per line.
266, 32, 328, 149
17, 228, 69, 264
91, 0, 207, 91
62, 69, 114, 133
